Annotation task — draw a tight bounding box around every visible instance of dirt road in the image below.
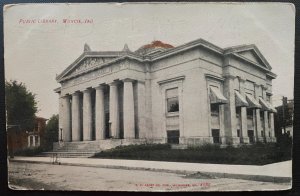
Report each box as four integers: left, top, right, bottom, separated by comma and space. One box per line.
8, 162, 290, 191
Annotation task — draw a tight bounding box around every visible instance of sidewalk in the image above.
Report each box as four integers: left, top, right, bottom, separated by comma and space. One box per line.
9, 156, 292, 183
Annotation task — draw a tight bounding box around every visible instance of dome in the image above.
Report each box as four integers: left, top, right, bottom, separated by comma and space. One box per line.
135, 40, 174, 55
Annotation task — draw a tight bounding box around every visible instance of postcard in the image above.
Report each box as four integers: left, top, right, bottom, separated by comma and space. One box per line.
4, 2, 294, 191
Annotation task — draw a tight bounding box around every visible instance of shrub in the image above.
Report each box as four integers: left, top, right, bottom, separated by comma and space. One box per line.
14, 146, 45, 156
93, 142, 292, 165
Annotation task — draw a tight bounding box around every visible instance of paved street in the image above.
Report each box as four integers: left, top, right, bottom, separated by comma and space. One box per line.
8, 162, 290, 191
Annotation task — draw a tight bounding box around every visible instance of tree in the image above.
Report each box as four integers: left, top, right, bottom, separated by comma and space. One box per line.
43, 114, 59, 151
5, 80, 38, 158
5, 80, 38, 131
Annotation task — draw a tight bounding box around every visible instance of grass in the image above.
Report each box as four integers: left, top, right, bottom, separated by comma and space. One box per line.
92, 138, 292, 165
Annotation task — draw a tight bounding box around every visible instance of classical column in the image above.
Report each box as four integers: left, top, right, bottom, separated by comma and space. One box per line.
123, 79, 135, 138
109, 82, 120, 138
239, 77, 249, 144
254, 83, 263, 142
83, 89, 93, 141
32, 136, 36, 147
255, 109, 262, 142
270, 113, 276, 142
223, 75, 239, 145
58, 93, 63, 142
72, 91, 81, 141
37, 136, 40, 146
95, 85, 105, 140
136, 81, 147, 138
144, 63, 153, 139
62, 95, 72, 142
28, 136, 30, 147
268, 93, 276, 142
264, 111, 269, 140
261, 85, 270, 142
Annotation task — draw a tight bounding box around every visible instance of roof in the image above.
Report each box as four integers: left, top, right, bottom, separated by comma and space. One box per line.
135, 40, 174, 55
56, 38, 277, 83
35, 116, 48, 121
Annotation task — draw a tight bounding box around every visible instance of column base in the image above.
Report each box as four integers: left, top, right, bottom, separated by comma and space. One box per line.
224, 136, 240, 145
256, 137, 265, 143
240, 136, 250, 144
270, 137, 277, 143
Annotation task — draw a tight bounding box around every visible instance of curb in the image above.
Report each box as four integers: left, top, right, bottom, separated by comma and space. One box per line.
9, 159, 291, 183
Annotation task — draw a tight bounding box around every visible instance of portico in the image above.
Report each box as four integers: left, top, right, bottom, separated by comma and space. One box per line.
58, 78, 137, 142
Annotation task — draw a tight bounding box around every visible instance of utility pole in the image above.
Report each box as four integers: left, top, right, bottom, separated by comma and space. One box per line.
282, 96, 288, 134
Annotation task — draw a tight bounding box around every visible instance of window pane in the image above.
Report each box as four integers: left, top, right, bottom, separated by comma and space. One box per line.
210, 104, 219, 116
212, 129, 220, 144
167, 97, 179, 112
166, 88, 178, 98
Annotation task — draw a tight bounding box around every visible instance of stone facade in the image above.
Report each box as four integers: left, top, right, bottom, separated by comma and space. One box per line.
55, 39, 277, 149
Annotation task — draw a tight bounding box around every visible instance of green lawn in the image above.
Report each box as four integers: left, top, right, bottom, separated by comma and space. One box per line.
92, 138, 292, 165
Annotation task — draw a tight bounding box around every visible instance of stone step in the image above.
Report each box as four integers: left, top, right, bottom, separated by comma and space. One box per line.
171, 144, 188, 149
42, 152, 96, 158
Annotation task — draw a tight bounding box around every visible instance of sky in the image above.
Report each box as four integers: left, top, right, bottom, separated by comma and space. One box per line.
4, 3, 295, 119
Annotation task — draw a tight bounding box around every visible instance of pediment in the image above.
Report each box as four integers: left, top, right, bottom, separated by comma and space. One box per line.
237, 50, 265, 66
62, 56, 117, 79
225, 45, 272, 70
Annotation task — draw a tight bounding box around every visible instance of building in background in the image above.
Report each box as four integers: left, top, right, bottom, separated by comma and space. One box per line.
7, 116, 48, 152
275, 98, 294, 137
27, 117, 48, 148
54, 38, 277, 152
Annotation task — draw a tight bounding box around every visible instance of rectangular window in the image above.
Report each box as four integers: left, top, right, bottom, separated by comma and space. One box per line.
35, 136, 39, 146
261, 130, 264, 137
248, 130, 254, 143
167, 130, 180, 144
210, 104, 219, 117
166, 88, 179, 113
236, 107, 240, 118
212, 129, 220, 144
30, 136, 33, 147
260, 111, 264, 120
247, 109, 253, 119
237, 129, 240, 137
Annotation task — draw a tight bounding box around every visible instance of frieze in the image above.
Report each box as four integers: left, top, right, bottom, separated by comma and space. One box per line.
67, 57, 117, 77
63, 63, 124, 88
75, 57, 104, 73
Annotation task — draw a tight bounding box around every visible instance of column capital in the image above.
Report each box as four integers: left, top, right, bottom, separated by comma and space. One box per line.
223, 74, 236, 80
261, 84, 268, 90
254, 83, 260, 88
61, 94, 71, 99
94, 84, 105, 90
122, 78, 135, 83
237, 76, 246, 83
266, 92, 273, 96
83, 88, 92, 93
108, 81, 119, 86
72, 91, 81, 96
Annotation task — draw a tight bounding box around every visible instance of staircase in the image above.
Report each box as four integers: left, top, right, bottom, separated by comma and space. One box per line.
41, 139, 148, 158
43, 141, 101, 158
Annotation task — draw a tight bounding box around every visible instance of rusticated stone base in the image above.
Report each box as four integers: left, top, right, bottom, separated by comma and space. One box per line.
240, 136, 250, 144
222, 136, 240, 145
180, 137, 214, 147
270, 137, 277, 143
257, 137, 265, 143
